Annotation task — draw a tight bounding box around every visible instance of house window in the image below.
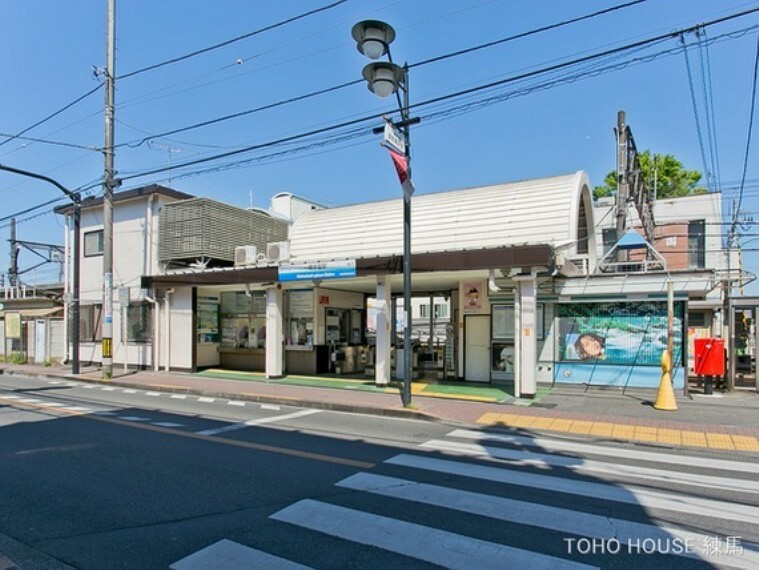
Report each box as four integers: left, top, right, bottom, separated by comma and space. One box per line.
126, 303, 152, 342
77, 303, 103, 342
688, 220, 705, 269
419, 302, 448, 319
84, 230, 104, 257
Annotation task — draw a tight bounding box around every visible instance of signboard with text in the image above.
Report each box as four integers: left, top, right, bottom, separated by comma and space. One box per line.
279, 260, 356, 282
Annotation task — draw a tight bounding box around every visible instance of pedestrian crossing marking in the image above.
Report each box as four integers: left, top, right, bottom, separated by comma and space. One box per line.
170, 539, 311, 570
271, 499, 595, 570
335, 472, 759, 566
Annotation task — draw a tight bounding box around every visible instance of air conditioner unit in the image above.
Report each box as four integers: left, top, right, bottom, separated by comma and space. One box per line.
234, 245, 258, 266
266, 241, 290, 263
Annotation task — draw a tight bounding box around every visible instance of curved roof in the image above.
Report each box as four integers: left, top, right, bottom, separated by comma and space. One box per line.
289, 171, 593, 262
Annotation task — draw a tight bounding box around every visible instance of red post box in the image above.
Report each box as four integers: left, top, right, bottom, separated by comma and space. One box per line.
694, 338, 725, 376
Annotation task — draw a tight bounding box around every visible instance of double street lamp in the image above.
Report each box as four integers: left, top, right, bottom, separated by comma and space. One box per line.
352, 20, 418, 407
0, 164, 81, 375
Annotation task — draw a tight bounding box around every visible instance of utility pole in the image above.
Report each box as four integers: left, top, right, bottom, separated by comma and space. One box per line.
102, 0, 116, 379
615, 111, 629, 265
8, 218, 18, 287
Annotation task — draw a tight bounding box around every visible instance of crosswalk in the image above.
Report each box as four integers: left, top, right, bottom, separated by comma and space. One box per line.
172, 428, 759, 569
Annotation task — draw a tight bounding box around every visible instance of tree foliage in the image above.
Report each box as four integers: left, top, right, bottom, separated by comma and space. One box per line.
593, 151, 706, 200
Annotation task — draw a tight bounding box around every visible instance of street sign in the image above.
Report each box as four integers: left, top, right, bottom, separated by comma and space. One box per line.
383, 121, 406, 154
279, 260, 356, 282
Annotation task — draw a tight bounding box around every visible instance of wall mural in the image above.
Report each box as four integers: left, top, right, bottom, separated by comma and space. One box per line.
557, 301, 684, 367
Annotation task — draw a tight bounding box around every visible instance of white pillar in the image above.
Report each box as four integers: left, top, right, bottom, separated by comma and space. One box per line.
375, 277, 392, 386
266, 286, 284, 378
514, 272, 537, 398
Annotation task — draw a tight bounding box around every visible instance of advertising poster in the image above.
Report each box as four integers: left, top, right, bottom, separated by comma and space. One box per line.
4, 312, 21, 339
461, 281, 483, 313
558, 301, 684, 366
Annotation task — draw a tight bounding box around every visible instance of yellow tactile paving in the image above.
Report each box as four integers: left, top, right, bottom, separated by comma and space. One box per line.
633, 426, 659, 442
549, 419, 574, 431
568, 421, 595, 434
612, 425, 636, 439
656, 429, 682, 445
474, 413, 759, 453
528, 417, 557, 430
679, 431, 708, 447
510, 415, 539, 428
731, 435, 759, 452
589, 422, 615, 437
705, 433, 736, 450
477, 412, 502, 425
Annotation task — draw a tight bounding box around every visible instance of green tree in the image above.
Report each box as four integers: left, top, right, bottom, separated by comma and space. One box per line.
593, 151, 706, 200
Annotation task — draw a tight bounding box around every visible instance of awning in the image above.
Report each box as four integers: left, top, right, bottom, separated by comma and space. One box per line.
0, 307, 63, 319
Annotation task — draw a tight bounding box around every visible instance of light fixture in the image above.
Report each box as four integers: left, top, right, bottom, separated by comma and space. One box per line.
351, 20, 395, 60
362, 61, 404, 98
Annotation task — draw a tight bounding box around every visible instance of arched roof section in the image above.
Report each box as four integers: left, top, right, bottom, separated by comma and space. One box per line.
288, 171, 594, 262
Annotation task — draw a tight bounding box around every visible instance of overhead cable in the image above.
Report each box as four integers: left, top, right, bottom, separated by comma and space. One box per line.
0, 82, 103, 148
118, 0, 348, 80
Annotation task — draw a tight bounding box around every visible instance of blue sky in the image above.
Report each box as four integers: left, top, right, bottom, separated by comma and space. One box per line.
1, 0, 758, 291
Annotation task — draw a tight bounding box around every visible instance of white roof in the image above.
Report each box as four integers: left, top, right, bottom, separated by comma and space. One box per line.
289, 171, 593, 262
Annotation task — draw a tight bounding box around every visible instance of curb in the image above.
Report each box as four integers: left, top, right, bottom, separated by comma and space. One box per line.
0, 367, 441, 423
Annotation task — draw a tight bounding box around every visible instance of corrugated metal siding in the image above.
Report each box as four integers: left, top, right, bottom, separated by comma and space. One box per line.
290, 172, 585, 261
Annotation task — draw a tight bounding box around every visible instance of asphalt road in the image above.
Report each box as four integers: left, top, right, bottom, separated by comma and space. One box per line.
1, 374, 758, 569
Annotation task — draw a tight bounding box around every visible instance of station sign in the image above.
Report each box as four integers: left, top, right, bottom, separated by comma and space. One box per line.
279, 259, 357, 282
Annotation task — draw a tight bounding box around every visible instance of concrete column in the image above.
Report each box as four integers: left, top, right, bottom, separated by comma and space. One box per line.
266, 286, 284, 378
514, 272, 537, 398
513, 283, 522, 398
375, 277, 392, 386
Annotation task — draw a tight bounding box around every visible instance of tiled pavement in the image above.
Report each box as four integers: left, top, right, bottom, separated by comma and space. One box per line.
1, 363, 758, 453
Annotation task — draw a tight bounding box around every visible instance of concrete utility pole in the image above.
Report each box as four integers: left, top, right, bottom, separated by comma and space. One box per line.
615, 111, 629, 264
101, 0, 116, 379
8, 218, 18, 287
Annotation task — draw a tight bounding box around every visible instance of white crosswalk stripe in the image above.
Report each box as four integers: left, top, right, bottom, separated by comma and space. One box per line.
272, 500, 595, 569
260, 429, 759, 569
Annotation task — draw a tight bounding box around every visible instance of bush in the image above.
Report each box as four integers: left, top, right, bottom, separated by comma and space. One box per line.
8, 352, 28, 365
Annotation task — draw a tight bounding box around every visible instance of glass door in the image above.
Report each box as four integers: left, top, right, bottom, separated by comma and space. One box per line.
492, 304, 514, 381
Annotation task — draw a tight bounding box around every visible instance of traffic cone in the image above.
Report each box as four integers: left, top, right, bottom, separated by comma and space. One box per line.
653, 350, 678, 411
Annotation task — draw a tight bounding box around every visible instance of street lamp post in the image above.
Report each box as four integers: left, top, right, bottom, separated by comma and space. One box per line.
0, 164, 81, 375
352, 20, 418, 407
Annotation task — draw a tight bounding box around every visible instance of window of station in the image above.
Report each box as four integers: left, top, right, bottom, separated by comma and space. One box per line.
219, 291, 265, 348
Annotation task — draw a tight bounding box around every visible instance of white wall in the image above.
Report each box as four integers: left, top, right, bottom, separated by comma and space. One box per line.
70, 193, 184, 368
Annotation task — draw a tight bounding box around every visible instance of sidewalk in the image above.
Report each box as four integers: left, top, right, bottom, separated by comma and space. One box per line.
1, 363, 758, 454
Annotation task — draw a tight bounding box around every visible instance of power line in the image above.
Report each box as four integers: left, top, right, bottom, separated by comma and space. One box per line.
0, 82, 103, 148
409, 0, 650, 69
118, 13, 759, 183
732, 33, 759, 235
5, 8, 758, 227
117, 0, 655, 149
0, 132, 98, 151
118, 0, 349, 80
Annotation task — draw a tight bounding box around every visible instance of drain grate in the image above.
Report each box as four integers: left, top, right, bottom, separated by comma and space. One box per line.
529, 402, 557, 409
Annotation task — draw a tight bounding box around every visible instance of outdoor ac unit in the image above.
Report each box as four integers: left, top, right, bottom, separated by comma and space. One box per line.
266, 241, 290, 263
234, 245, 258, 266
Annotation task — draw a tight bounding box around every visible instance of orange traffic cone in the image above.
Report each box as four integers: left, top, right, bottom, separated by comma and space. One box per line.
654, 350, 678, 411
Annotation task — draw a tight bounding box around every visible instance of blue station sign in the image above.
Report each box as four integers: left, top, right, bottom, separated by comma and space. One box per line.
278, 259, 357, 282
